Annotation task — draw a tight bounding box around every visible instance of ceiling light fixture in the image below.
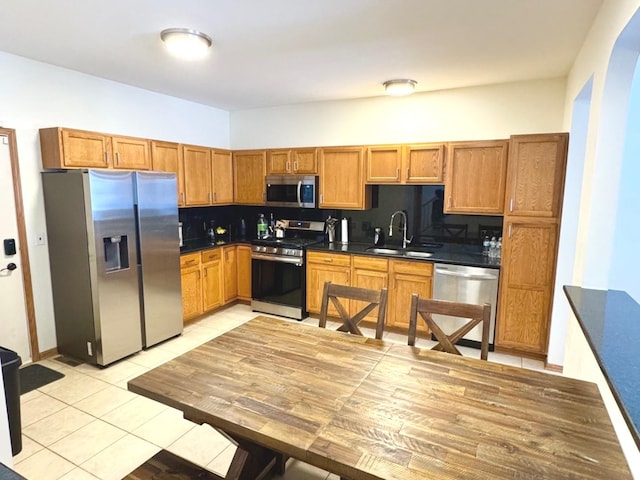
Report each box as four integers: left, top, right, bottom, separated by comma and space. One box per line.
383, 79, 417, 96
160, 28, 212, 60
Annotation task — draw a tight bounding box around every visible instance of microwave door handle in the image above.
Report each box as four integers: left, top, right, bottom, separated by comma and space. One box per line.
297, 180, 302, 206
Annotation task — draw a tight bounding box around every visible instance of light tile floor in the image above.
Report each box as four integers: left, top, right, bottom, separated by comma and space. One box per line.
12, 304, 552, 480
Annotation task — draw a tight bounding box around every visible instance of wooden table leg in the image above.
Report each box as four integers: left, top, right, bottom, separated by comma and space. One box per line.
225, 437, 285, 480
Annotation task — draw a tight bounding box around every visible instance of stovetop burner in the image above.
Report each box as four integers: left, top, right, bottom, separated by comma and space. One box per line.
251, 218, 325, 250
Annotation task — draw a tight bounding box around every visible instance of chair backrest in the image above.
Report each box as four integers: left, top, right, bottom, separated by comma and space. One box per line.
408, 294, 491, 360
319, 282, 388, 340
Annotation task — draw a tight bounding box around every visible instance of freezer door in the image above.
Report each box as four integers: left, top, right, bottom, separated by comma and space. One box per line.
89, 170, 143, 365
432, 264, 499, 345
135, 171, 183, 347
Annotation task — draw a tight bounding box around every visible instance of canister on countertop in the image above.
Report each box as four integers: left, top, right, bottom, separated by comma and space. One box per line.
341, 217, 349, 244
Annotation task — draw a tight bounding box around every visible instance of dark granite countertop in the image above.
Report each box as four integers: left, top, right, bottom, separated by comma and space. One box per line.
180, 238, 251, 254
564, 285, 640, 448
307, 242, 501, 269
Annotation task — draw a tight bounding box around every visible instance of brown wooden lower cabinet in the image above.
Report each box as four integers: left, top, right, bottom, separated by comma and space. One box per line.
306, 252, 433, 330
388, 260, 433, 330
180, 244, 252, 322
496, 220, 559, 355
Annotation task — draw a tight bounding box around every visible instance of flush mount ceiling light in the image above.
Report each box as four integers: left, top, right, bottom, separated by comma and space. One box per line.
160, 28, 212, 60
383, 79, 417, 96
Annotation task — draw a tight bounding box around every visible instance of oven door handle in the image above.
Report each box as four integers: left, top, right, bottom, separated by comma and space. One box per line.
297, 180, 302, 207
252, 253, 303, 266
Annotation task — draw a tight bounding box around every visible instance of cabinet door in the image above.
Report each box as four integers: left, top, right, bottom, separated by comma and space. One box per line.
223, 246, 238, 303
404, 143, 445, 183
366, 145, 402, 183
267, 150, 292, 174
350, 256, 388, 323
319, 147, 369, 209
61, 129, 111, 168
212, 149, 234, 204
306, 252, 351, 315
505, 133, 568, 218
202, 252, 223, 311
181, 265, 203, 321
151, 141, 184, 206
388, 260, 433, 329
112, 136, 151, 170
183, 145, 212, 206
236, 245, 252, 300
445, 140, 508, 214
496, 221, 558, 354
234, 150, 266, 204
292, 149, 318, 174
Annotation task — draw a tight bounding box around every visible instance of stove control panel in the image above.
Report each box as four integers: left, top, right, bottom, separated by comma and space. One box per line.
252, 245, 303, 257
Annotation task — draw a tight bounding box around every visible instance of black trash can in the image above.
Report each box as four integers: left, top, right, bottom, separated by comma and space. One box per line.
0, 347, 22, 456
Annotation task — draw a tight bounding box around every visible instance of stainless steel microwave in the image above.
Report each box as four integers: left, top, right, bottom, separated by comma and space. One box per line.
265, 175, 318, 208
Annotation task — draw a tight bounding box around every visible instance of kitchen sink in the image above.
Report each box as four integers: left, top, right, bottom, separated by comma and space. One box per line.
365, 247, 403, 255
403, 251, 433, 258
365, 247, 433, 259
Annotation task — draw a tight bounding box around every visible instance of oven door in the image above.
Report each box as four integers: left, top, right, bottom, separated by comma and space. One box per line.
251, 252, 307, 320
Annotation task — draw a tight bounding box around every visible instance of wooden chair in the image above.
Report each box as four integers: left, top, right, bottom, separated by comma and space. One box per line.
319, 282, 388, 340
408, 294, 491, 360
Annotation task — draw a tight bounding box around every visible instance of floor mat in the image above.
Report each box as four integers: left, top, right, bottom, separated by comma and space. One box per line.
19, 364, 65, 394
124, 450, 222, 479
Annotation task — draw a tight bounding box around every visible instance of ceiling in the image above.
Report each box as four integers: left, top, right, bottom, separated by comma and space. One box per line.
0, 0, 603, 111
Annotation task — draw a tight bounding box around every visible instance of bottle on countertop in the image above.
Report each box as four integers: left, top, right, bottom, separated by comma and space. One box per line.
482, 236, 490, 256
489, 236, 497, 258
257, 214, 268, 239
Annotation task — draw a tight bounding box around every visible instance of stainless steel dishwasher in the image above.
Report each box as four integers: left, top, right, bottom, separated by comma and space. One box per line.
432, 263, 499, 348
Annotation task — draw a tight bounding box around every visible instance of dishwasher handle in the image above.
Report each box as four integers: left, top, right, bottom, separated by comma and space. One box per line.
435, 267, 498, 281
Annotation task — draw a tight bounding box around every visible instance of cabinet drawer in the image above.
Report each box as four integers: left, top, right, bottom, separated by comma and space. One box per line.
307, 251, 351, 266
352, 254, 388, 272
390, 259, 433, 276
201, 249, 222, 263
180, 252, 200, 268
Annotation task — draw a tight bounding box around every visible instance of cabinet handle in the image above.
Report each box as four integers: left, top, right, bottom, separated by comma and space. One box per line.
184, 259, 196, 265
509, 198, 514, 212
447, 197, 452, 209
104, 152, 109, 165
286, 160, 291, 172
293, 160, 298, 171
115, 152, 120, 166
323, 258, 333, 262
203, 268, 207, 277
406, 168, 409, 180
208, 192, 212, 203
214, 192, 217, 202
180, 192, 185, 203
197, 270, 201, 279
396, 168, 400, 180
508, 224, 512, 238
319, 193, 323, 204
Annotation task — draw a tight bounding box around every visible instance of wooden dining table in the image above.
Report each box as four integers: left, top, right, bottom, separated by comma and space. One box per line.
128, 316, 632, 480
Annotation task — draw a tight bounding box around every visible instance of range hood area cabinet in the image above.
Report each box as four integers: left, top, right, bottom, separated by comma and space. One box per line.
267, 148, 318, 175
40, 127, 151, 170
496, 133, 569, 356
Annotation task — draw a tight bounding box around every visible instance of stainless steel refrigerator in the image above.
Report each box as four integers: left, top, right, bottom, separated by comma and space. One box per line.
42, 169, 183, 366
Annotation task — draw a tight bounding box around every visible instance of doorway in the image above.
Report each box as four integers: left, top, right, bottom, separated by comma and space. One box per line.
0, 128, 38, 363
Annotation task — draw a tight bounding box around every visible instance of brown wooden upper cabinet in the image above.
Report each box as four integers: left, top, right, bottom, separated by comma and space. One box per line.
40, 127, 151, 170
211, 149, 234, 204
182, 144, 212, 206
504, 133, 569, 218
366, 143, 445, 184
234, 150, 266, 205
151, 140, 185, 206
444, 140, 508, 215
267, 148, 318, 175
319, 146, 372, 210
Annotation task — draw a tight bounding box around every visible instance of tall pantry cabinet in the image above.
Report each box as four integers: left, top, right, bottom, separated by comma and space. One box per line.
495, 133, 568, 357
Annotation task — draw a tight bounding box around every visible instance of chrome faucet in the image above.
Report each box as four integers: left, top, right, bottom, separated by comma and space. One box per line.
389, 210, 413, 248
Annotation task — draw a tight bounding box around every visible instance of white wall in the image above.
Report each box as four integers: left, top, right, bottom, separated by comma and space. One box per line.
230, 78, 567, 148
0, 51, 230, 358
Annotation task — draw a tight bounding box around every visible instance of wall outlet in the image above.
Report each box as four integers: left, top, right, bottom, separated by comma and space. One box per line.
35, 233, 46, 246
